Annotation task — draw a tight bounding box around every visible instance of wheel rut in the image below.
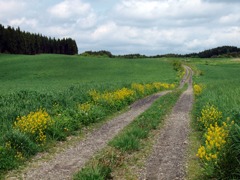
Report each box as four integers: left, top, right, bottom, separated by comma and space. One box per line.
140, 66, 193, 180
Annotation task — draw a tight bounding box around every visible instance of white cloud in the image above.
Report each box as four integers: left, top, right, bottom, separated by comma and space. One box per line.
8, 18, 38, 28
43, 26, 72, 37
219, 14, 240, 25
0, 0, 239, 55
48, 0, 97, 29
211, 27, 240, 46
48, 0, 91, 19
203, 0, 240, 3
112, 0, 224, 27
0, 0, 25, 19
75, 13, 97, 29
92, 22, 117, 41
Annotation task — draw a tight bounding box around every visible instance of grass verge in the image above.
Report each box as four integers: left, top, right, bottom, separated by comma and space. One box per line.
187, 60, 240, 179
186, 112, 204, 180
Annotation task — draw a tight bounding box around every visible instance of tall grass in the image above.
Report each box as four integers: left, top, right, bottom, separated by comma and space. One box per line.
0, 54, 179, 175
192, 60, 240, 179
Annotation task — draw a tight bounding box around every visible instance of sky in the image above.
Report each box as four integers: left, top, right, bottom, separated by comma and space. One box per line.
0, 0, 239, 55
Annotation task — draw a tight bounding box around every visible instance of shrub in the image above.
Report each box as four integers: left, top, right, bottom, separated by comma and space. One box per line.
196, 104, 236, 178
196, 120, 234, 177
193, 84, 203, 96
14, 109, 53, 144
198, 105, 222, 129
197, 122, 229, 161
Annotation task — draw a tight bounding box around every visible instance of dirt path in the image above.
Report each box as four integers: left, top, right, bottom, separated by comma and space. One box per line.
140, 66, 193, 180
6, 91, 172, 180
6, 66, 191, 180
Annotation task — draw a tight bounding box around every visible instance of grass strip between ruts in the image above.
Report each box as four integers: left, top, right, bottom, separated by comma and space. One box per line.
74, 89, 183, 180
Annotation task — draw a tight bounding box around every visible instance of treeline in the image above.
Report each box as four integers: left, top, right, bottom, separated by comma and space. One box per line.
115, 53, 147, 59
81, 50, 113, 57
197, 46, 240, 58
81, 46, 240, 59
81, 51, 147, 59
0, 24, 78, 55
150, 46, 240, 58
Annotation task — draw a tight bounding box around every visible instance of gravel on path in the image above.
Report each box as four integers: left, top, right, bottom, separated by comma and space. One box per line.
140, 66, 193, 180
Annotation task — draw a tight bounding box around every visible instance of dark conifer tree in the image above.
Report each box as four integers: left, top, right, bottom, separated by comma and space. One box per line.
0, 24, 4, 53
0, 24, 78, 55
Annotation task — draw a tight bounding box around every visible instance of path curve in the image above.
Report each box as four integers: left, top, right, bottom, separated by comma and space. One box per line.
6, 91, 171, 180
140, 66, 193, 180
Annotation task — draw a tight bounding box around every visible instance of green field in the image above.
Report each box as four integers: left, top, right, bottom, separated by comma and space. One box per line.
1, 54, 240, 179
0, 54, 177, 94
189, 59, 240, 179
0, 54, 178, 175
193, 60, 240, 117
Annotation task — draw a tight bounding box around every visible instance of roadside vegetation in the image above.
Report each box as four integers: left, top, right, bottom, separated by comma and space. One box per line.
0, 54, 178, 177
190, 59, 240, 179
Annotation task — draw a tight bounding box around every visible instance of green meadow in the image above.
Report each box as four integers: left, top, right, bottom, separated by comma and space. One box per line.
189, 59, 240, 179
1, 54, 240, 179
0, 54, 177, 94
192, 59, 240, 120
0, 54, 178, 175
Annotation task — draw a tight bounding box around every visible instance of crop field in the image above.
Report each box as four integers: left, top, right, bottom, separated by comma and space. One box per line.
0, 54, 178, 176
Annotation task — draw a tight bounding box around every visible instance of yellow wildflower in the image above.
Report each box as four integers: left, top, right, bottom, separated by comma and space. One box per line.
14, 109, 52, 143
193, 84, 203, 96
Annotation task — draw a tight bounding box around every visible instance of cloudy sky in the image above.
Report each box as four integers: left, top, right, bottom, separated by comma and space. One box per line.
0, 0, 239, 55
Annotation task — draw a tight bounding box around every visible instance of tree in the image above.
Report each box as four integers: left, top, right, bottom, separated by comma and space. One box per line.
0, 24, 78, 55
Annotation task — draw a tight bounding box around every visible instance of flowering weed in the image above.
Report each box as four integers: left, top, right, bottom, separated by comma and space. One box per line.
14, 109, 53, 144
197, 122, 229, 162
193, 84, 203, 96
196, 104, 235, 177
198, 105, 222, 129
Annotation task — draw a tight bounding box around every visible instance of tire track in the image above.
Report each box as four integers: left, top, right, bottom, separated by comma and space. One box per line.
140, 66, 193, 180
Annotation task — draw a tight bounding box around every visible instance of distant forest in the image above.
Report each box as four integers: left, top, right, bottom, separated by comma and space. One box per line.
147, 46, 240, 58
0, 24, 78, 55
184, 46, 240, 58
81, 46, 240, 59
